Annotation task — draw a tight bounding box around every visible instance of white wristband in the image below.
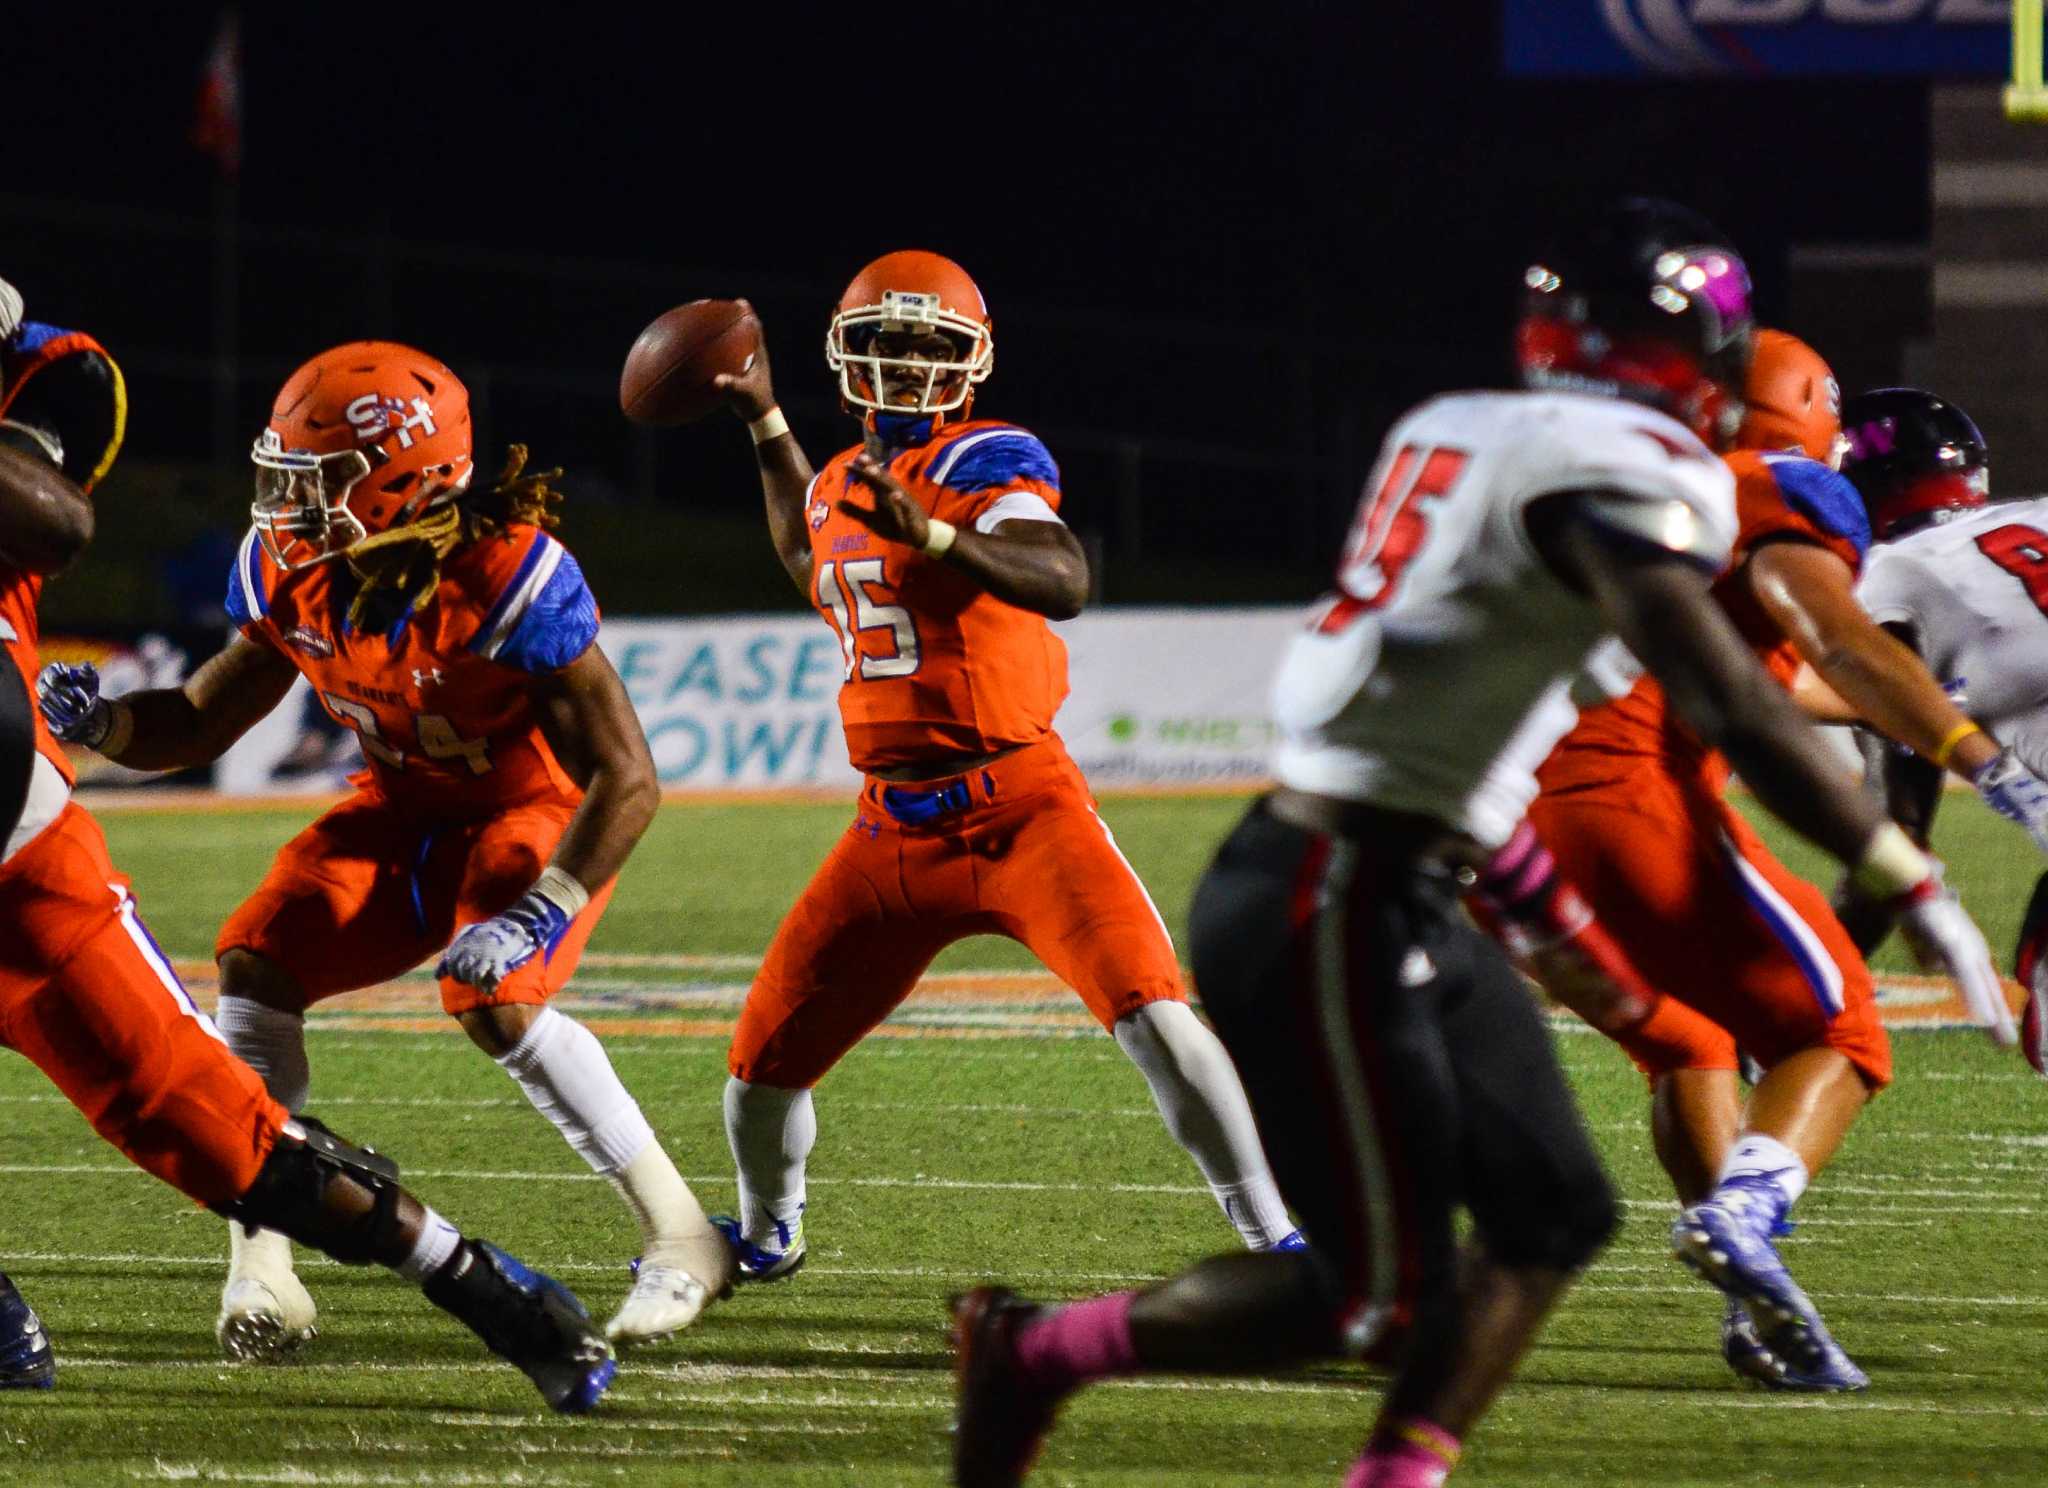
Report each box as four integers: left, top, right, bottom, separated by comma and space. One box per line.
922, 518, 958, 559
531, 865, 592, 919
748, 407, 789, 445
1851, 821, 1931, 900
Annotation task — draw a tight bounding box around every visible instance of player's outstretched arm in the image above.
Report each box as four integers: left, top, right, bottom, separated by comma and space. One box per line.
711, 303, 815, 598
41, 634, 298, 768
841, 455, 1089, 619
1753, 542, 2048, 852
1747, 543, 1999, 775
0, 438, 93, 574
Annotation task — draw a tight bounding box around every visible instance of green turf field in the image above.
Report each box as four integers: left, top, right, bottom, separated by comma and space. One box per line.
1, 791, 2043, 1486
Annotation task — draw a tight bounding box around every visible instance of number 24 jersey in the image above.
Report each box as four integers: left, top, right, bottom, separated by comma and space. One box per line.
225, 522, 599, 811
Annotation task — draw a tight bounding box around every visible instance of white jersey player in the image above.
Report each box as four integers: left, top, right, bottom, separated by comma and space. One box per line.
1828, 387, 2048, 1075
1274, 389, 1734, 847
945, 200, 2010, 1488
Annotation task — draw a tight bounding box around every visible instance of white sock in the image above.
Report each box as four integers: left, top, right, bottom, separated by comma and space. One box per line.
394, 1207, 463, 1284
217, 995, 310, 1280
723, 1078, 814, 1242
494, 1007, 656, 1173
216, 995, 310, 1111
1716, 1133, 1810, 1208
1114, 1002, 1295, 1248
609, 1143, 733, 1288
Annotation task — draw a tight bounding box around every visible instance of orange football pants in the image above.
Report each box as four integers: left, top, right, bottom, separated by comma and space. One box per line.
216, 790, 613, 1016
0, 804, 287, 1205
730, 735, 1186, 1087
1528, 768, 1892, 1089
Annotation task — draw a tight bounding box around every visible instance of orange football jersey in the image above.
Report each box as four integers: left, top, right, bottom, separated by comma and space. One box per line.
228, 523, 599, 812
1543, 449, 1872, 790
805, 419, 1069, 770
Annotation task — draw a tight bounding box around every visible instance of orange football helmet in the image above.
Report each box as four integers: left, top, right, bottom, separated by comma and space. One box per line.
825, 251, 993, 423
1737, 328, 1843, 466
251, 341, 474, 569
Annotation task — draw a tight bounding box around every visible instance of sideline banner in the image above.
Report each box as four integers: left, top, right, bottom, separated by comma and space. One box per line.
601, 607, 1304, 792
1504, 1, 2007, 78
210, 608, 1309, 796
185, 607, 1876, 798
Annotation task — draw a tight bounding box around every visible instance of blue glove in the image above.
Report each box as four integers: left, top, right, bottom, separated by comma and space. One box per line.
1972, 749, 2048, 857
436, 888, 574, 994
36, 662, 113, 749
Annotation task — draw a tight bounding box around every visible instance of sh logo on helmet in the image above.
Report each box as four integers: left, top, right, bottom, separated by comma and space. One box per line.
1599, 0, 2005, 75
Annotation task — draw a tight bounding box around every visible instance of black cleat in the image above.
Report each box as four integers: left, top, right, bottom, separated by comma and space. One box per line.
425, 1240, 615, 1413
950, 1286, 1061, 1488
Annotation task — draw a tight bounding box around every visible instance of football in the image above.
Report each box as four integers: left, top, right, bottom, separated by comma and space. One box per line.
618, 299, 761, 426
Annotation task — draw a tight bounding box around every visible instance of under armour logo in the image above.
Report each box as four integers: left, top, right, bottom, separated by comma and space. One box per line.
413, 667, 444, 689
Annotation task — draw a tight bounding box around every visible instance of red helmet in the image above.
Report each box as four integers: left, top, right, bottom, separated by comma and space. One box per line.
825, 251, 993, 426
251, 341, 474, 569
1517, 199, 1755, 449
1738, 329, 1843, 465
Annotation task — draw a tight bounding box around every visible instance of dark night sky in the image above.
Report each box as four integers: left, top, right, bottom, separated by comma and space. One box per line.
3, 5, 1933, 590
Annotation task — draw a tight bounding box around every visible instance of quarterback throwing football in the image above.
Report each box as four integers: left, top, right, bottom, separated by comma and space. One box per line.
707, 252, 1296, 1279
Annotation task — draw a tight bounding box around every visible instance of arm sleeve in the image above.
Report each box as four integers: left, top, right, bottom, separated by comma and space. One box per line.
480, 539, 601, 673
1516, 410, 1738, 573
930, 428, 1065, 528
223, 529, 271, 636
1743, 456, 1871, 569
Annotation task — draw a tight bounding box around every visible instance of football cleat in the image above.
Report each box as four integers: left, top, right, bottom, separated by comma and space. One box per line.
424, 1240, 615, 1414
606, 1258, 716, 1347
709, 1209, 807, 1284
950, 1286, 1061, 1488
1719, 1298, 1787, 1389
1271, 1229, 1310, 1253
1672, 1182, 1868, 1393
217, 1273, 320, 1363
0, 1273, 54, 1390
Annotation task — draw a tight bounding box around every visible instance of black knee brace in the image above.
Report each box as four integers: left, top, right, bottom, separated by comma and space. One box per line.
1484, 1167, 1621, 1274
215, 1116, 405, 1266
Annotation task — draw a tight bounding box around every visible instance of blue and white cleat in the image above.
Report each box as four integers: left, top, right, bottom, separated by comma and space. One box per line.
1271, 1229, 1310, 1254
709, 1209, 807, 1284
424, 1240, 615, 1413
1673, 1179, 1868, 1393
0, 1273, 53, 1390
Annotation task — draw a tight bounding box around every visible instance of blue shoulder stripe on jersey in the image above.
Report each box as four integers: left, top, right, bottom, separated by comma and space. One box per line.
225, 528, 269, 628
6, 321, 69, 356
928, 428, 1060, 493
495, 547, 599, 673
471, 530, 552, 657
1763, 454, 1871, 562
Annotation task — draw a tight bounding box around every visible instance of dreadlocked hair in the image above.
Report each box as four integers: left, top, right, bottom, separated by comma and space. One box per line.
344, 444, 565, 632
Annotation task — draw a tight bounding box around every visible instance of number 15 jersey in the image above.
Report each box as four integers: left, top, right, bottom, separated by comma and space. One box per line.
225, 522, 600, 812
804, 419, 1070, 771
1271, 391, 1737, 847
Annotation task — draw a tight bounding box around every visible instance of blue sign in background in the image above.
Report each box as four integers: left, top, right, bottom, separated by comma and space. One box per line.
1505, 1, 2008, 78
